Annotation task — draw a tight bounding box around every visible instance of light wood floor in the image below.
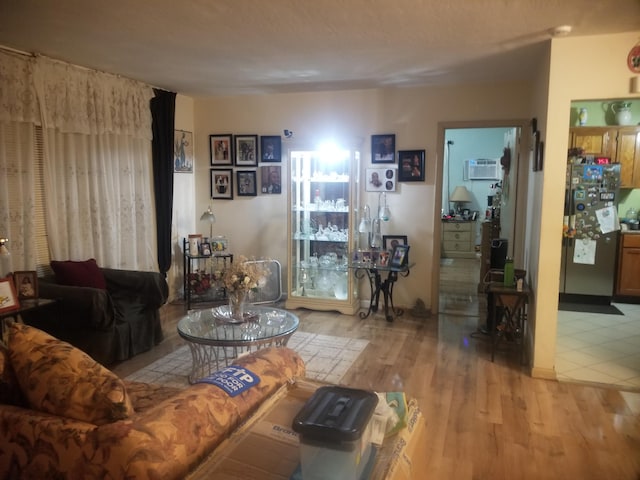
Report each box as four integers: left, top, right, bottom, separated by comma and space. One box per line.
112, 268, 640, 480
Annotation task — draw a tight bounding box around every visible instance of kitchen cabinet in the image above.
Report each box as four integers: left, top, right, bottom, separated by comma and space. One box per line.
441, 220, 476, 259
616, 233, 640, 297
569, 126, 640, 188
285, 146, 360, 315
616, 127, 640, 188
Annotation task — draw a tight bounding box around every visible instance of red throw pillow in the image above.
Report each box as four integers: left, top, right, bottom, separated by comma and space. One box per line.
51, 258, 107, 290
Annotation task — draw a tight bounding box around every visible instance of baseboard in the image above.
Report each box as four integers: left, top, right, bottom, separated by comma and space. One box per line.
530, 366, 556, 380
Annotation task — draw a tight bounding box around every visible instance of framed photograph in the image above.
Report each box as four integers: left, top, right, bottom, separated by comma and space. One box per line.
210, 134, 233, 166
211, 236, 228, 252
234, 135, 258, 166
371, 134, 396, 163
211, 169, 233, 199
536, 140, 544, 172
236, 170, 257, 196
13, 270, 38, 299
398, 150, 425, 182
200, 242, 212, 256
532, 130, 540, 172
383, 235, 408, 251
174, 130, 193, 173
0, 277, 20, 313
260, 135, 282, 162
261, 165, 282, 194
366, 167, 397, 192
390, 244, 410, 268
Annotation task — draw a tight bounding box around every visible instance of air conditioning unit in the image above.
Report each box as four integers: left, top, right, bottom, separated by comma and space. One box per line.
466, 159, 500, 180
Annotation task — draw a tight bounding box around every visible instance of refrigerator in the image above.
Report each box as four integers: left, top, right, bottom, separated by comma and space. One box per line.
560, 162, 621, 302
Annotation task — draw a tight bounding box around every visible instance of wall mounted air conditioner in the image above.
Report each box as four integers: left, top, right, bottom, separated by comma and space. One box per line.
465, 158, 500, 180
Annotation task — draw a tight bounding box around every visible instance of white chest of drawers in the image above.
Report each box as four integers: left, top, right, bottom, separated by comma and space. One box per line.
442, 221, 476, 258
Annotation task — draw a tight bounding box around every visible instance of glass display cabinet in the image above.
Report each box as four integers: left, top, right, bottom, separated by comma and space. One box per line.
286, 146, 360, 314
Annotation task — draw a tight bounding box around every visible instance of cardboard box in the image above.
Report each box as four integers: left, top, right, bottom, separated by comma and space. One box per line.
187, 379, 427, 480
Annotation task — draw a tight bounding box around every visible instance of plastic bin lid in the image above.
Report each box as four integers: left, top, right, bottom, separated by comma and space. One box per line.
292, 386, 378, 444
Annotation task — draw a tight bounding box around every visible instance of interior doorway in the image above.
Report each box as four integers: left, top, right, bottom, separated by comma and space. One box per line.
432, 120, 531, 316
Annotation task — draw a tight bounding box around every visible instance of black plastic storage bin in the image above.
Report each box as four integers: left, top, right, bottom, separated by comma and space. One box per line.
292, 386, 378, 480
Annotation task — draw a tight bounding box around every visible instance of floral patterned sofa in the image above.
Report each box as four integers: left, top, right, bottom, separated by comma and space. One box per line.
0, 323, 305, 479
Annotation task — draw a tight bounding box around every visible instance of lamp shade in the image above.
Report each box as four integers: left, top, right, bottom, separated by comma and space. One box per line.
450, 185, 473, 203
200, 206, 216, 239
200, 206, 216, 223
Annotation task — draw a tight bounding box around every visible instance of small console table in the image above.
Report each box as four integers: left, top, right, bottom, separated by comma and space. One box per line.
350, 263, 413, 322
486, 280, 530, 363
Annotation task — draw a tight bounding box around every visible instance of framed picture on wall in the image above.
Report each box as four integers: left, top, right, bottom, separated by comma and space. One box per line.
234, 135, 258, 166
398, 150, 425, 182
365, 167, 397, 192
260, 135, 281, 162
174, 130, 193, 173
236, 170, 257, 196
261, 165, 282, 194
210, 134, 233, 166
211, 169, 233, 199
371, 134, 396, 163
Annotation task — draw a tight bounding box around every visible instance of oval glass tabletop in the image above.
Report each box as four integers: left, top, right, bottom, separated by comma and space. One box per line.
177, 305, 299, 346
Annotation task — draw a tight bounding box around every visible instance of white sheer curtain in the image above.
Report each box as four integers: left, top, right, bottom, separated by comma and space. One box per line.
34, 57, 156, 270
0, 52, 40, 271
0, 50, 157, 272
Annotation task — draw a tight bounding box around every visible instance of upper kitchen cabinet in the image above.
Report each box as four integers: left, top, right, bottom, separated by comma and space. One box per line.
569, 127, 616, 157
285, 145, 360, 315
616, 127, 640, 188
570, 126, 640, 188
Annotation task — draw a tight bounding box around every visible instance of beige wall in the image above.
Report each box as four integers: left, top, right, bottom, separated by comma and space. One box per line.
186, 82, 533, 309
533, 31, 640, 377
174, 31, 639, 380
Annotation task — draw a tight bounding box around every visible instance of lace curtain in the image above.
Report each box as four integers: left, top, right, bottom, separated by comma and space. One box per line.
0, 53, 40, 271
0, 51, 157, 271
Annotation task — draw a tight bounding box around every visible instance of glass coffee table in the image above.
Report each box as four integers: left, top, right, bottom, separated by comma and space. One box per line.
177, 305, 299, 383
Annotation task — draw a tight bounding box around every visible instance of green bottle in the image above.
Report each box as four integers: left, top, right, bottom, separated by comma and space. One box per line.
503, 257, 514, 286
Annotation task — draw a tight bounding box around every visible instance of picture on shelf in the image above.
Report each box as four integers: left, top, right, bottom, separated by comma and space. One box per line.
210, 134, 233, 166
382, 235, 408, 251
0, 278, 20, 313
200, 242, 212, 256
174, 130, 193, 173
13, 271, 38, 299
390, 244, 410, 267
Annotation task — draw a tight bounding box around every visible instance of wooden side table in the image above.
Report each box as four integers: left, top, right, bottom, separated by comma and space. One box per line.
486, 281, 530, 363
0, 298, 58, 338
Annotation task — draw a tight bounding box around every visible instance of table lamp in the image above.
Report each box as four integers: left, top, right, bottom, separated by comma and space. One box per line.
200, 206, 216, 239
449, 185, 473, 215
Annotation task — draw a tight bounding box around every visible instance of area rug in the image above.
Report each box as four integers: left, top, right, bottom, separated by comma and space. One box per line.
558, 302, 624, 315
125, 332, 369, 388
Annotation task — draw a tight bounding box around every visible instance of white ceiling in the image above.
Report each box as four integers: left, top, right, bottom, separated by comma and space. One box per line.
0, 0, 638, 96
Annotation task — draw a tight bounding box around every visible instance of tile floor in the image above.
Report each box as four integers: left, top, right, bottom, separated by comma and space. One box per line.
440, 256, 640, 391
556, 303, 640, 389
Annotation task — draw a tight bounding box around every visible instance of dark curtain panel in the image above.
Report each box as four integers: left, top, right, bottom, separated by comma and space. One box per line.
150, 89, 176, 275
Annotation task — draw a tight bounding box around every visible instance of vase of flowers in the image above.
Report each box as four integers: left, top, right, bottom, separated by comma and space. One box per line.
218, 257, 267, 322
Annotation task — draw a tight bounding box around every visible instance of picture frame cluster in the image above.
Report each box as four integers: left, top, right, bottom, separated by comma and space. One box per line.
209, 134, 282, 199
368, 134, 425, 191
